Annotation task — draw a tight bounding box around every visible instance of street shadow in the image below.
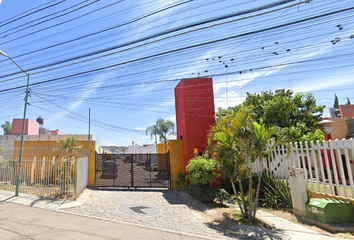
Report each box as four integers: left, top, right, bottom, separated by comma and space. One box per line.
161, 190, 211, 212
0, 195, 15, 203
27, 195, 66, 207
90, 187, 169, 193
204, 212, 284, 240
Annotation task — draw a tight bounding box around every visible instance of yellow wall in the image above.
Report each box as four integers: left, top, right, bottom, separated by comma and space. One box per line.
157, 143, 168, 153
168, 140, 185, 189
14, 140, 96, 187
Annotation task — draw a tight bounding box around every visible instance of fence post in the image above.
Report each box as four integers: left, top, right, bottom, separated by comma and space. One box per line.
287, 167, 308, 216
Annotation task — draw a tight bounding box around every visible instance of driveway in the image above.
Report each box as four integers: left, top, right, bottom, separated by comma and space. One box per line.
60, 189, 243, 240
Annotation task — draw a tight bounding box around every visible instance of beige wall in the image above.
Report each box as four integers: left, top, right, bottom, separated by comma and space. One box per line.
328, 117, 348, 140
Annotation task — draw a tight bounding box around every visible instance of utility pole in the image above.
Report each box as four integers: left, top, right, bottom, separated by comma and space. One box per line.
0, 50, 30, 197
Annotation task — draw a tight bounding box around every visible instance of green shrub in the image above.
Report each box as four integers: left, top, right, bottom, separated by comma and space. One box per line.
186, 156, 219, 186
223, 170, 292, 210
188, 184, 215, 203
215, 188, 230, 203
175, 172, 188, 190
258, 170, 292, 209
187, 184, 230, 203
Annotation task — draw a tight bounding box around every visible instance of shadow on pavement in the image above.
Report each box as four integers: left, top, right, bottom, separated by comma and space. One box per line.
89, 187, 169, 192
204, 213, 284, 240
0, 195, 15, 203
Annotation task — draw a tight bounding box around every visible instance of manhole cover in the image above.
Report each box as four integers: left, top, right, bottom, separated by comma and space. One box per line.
117, 203, 162, 217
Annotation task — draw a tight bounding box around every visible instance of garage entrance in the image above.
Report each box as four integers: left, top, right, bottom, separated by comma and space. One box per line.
95, 153, 170, 189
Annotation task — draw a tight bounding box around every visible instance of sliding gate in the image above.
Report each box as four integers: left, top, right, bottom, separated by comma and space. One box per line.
95, 153, 170, 188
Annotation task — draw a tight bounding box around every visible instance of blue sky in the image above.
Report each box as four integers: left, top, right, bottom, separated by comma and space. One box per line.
0, 0, 354, 146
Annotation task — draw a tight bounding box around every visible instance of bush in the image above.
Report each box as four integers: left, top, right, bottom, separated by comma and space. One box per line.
215, 188, 230, 203
188, 184, 215, 203
258, 170, 292, 209
175, 172, 188, 190
186, 156, 219, 186
222, 170, 292, 210
187, 184, 230, 203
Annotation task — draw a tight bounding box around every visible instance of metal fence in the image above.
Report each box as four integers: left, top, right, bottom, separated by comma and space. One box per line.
96, 153, 170, 188
0, 156, 88, 198
251, 139, 354, 198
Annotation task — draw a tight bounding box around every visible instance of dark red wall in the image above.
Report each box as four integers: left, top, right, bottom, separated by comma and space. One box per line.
174, 78, 216, 166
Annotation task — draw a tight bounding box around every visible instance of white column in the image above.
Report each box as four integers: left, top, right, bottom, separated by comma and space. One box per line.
287, 167, 308, 216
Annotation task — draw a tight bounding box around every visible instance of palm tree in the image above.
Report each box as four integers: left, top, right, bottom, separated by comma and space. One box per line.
1, 121, 12, 135
209, 107, 285, 221
156, 118, 175, 153
208, 107, 253, 218
146, 119, 175, 153
55, 137, 81, 194
146, 124, 158, 145
56, 137, 81, 161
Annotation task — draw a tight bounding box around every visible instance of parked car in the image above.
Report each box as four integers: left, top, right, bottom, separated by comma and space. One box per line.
123, 155, 132, 163
150, 162, 158, 171
102, 160, 118, 178
137, 158, 150, 166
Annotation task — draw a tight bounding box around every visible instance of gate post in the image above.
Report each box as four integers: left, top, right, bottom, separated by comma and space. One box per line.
131, 154, 134, 188
167, 151, 171, 189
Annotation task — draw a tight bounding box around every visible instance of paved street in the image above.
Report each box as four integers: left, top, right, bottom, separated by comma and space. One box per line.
0, 189, 344, 240
0, 202, 209, 240
61, 189, 240, 239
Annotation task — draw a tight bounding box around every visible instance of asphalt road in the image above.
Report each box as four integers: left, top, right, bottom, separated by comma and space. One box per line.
0, 202, 208, 240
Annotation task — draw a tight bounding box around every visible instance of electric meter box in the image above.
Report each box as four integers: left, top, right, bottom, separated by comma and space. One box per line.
305, 198, 354, 224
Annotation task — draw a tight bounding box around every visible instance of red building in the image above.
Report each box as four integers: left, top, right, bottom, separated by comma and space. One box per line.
174, 78, 216, 165
12, 119, 39, 135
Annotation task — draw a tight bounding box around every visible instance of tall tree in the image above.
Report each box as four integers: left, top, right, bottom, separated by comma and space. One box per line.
1, 121, 12, 135
347, 97, 351, 105
216, 89, 325, 142
145, 124, 158, 144
334, 94, 339, 109
156, 118, 175, 153
146, 119, 175, 152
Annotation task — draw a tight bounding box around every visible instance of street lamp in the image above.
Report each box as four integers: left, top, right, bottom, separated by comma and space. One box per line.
0, 50, 30, 197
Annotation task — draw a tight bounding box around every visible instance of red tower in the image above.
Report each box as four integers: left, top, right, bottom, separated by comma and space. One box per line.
174, 78, 216, 165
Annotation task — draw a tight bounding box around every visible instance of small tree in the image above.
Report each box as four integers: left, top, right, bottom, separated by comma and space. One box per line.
55, 137, 81, 194
209, 107, 287, 221
1, 121, 12, 135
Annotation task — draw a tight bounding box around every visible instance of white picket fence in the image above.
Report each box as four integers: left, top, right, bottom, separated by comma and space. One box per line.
252, 139, 354, 198
0, 156, 88, 198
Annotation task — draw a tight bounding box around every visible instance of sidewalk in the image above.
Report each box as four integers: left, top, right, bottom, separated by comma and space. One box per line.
0, 189, 347, 240
222, 199, 345, 240
0, 189, 85, 210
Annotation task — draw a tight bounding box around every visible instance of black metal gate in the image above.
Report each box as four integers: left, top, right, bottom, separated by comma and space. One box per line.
95, 153, 170, 188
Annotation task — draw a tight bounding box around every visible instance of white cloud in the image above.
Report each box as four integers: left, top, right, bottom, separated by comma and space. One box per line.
135, 127, 146, 131
168, 114, 176, 123
47, 70, 112, 124
292, 76, 354, 93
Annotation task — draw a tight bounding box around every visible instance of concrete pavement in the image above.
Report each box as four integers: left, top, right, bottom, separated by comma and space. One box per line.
0, 189, 347, 240
0, 202, 208, 240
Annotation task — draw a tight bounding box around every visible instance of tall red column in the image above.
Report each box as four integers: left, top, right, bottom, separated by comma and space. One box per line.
174, 77, 216, 165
